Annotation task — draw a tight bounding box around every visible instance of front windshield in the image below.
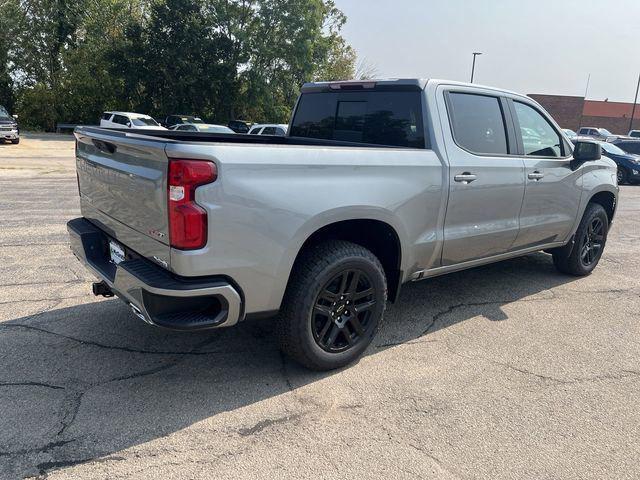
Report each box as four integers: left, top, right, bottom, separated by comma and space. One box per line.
199, 125, 235, 133
181, 116, 204, 124
598, 128, 613, 136
131, 117, 160, 126
0, 106, 8, 117
601, 143, 626, 155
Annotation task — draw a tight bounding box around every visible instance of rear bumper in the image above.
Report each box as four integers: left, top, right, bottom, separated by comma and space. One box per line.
67, 217, 243, 330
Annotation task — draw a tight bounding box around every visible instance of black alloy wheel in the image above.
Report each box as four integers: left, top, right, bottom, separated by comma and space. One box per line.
277, 240, 387, 370
312, 269, 377, 353
579, 216, 605, 267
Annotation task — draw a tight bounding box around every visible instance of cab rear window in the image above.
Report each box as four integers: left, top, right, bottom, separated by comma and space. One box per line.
290, 91, 425, 148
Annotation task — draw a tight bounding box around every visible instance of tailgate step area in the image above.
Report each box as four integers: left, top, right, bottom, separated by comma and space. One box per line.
67, 218, 243, 330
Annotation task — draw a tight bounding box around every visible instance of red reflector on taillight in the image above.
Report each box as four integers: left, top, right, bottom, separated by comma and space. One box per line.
168, 159, 217, 250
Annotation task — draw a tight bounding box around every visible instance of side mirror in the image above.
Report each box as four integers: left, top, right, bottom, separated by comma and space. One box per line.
571, 141, 601, 170
12, 114, 18, 120
126, 122, 131, 128
573, 141, 601, 162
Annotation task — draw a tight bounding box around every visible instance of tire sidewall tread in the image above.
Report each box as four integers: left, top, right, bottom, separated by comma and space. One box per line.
553, 203, 609, 276
277, 240, 387, 371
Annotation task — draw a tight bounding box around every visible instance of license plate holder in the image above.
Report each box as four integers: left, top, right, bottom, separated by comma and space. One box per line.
109, 240, 126, 265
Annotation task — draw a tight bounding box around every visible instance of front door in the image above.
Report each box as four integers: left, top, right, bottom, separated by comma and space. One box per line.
440, 88, 525, 266
508, 99, 582, 249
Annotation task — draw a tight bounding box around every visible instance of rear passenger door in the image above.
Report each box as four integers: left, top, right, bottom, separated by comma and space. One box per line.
508, 99, 581, 249
440, 88, 525, 265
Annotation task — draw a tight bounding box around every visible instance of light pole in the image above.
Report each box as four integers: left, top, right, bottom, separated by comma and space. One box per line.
470, 52, 482, 83
577, 73, 591, 131
629, 72, 640, 133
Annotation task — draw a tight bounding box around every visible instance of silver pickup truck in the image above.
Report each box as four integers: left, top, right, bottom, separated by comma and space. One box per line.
68, 79, 618, 370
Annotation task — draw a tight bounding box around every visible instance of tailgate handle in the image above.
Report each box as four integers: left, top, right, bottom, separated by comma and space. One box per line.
92, 139, 117, 154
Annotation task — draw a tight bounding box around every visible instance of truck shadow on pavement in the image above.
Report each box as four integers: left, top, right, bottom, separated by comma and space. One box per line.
0, 252, 578, 477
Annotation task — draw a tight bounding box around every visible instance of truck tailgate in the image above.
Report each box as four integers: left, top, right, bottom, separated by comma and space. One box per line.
75, 129, 171, 268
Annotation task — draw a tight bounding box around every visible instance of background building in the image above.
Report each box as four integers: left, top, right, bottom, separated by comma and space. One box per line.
529, 94, 640, 134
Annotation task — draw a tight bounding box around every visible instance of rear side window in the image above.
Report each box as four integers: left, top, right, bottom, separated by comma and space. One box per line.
447, 92, 508, 155
513, 101, 563, 157
262, 126, 277, 135
101, 113, 112, 121
112, 115, 129, 125
618, 142, 640, 154
290, 91, 425, 148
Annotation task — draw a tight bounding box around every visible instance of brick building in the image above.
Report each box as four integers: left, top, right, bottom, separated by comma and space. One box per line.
528, 94, 640, 135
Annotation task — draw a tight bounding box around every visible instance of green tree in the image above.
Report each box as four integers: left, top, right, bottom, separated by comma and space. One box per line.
8, 0, 356, 130
0, 0, 24, 112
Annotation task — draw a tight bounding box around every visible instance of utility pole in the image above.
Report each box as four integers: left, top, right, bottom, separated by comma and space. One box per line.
577, 73, 591, 131
629, 72, 640, 133
470, 52, 482, 83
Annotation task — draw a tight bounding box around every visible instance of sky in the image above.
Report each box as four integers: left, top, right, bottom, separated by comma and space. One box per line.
334, 0, 640, 102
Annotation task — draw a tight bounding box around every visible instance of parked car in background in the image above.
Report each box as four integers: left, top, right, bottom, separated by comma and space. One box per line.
562, 128, 578, 141
612, 139, 640, 156
70, 78, 618, 371
248, 124, 288, 136
170, 123, 235, 134
227, 120, 253, 133
578, 127, 616, 141
163, 115, 204, 129
598, 141, 640, 184
629, 130, 640, 138
100, 112, 167, 130
0, 106, 19, 144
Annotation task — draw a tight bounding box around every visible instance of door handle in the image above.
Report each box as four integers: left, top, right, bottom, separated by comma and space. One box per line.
454, 172, 477, 184
528, 171, 544, 181
92, 139, 117, 154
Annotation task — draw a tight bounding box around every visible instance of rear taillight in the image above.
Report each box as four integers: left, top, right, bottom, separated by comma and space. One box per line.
168, 159, 217, 250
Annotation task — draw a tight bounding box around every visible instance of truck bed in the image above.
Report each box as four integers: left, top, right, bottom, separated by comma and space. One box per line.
77, 126, 413, 150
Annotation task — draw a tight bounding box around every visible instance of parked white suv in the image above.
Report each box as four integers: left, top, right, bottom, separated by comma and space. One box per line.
100, 112, 166, 130
629, 130, 640, 138
248, 124, 288, 136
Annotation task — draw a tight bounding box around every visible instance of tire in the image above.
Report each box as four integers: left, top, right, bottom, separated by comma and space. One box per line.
11, 138, 19, 145
277, 240, 387, 371
617, 166, 628, 185
552, 203, 608, 276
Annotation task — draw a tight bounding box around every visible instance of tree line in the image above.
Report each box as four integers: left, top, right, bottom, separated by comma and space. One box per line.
0, 0, 358, 130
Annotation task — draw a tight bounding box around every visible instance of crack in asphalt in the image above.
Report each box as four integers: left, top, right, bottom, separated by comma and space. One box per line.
0, 335, 226, 477
420, 299, 516, 337
0, 280, 86, 288
0, 295, 88, 305
443, 341, 640, 387
237, 413, 304, 437
0, 323, 226, 356
406, 441, 465, 480
0, 381, 65, 390
0, 440, 75, 458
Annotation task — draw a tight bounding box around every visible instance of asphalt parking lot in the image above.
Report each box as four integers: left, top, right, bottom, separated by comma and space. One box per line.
1, 134, 639, 479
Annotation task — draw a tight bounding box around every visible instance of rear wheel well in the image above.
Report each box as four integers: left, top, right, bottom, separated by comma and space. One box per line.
588, 191, 616, 224
291, 220, 402, 302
